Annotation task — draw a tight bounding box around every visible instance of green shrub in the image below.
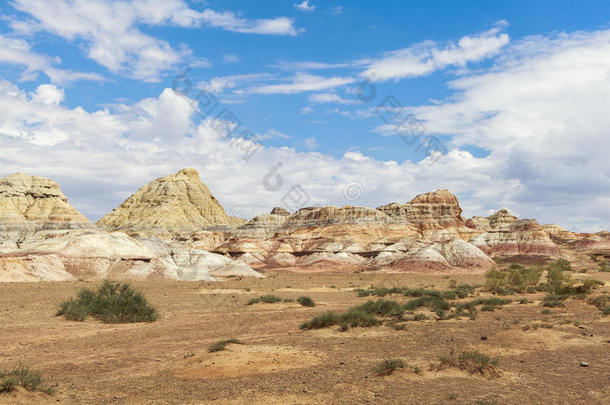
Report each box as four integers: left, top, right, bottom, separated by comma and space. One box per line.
588, 295, 610, 315
57, 280, 158, 323
437, 350, 499, 378
247, 295, 282, 305
297, 296, 316, 307
485, 265, 542, 294
0, 366, 54, 394
599, 261, 609, 272
373, 359, 405, 376
208, 338, 242, 353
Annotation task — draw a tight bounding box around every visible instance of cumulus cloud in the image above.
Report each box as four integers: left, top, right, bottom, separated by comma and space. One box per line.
0, 34, 103, 83
9, 0, 298, 81
0, 27, 609, 231
308, 93, 357, 104
361, 24, 509, 81
294, 1, 315, 12
249, 73, 354, 94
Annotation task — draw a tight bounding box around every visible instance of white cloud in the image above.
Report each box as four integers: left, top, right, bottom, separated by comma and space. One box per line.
308, 92, 357, 104
362, 24, 509, 81
257, 129, 291, 141
9, 0, 297, 82
249, 73, 354, 94
223, 54, 240, 64
303, 137, 318, 149
1, 26, 609, 232
332, 6, 344, 15
0, 34, 103, 83
294, 1, 315, 12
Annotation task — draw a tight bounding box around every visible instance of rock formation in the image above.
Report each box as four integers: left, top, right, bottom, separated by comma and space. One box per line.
470, 219, 561, 259
97, 168, 236, 234
2, 168, 604, 281
0, 173, 93, 250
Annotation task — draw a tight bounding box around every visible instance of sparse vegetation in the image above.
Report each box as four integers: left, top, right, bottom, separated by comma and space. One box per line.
0, 366, 55, 394
373, 359, 405, 376
208, 338, 243, 353
598, 261, 609, 272
485, 264, 543, 294
588, 295, 610, 315
436, 350, 499, 378
57, 280, 158, 323
297, 296, 315, 307
301, 293, 513, 330
247, 295, 282, 305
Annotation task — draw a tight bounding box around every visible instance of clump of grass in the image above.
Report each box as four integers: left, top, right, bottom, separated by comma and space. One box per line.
541, 309, 551, 314
208, 338, 242, 353
588, 295, 610, 315
0, 366, 55, 394
447, 392, 458, 400
436, 350, 499, 378
599, 261, 609, 272
247, 295, 282, 305
297, 296, 315, 307
485, 264, 543, 294
373, 359, 405, 376
57, 280, 158, 323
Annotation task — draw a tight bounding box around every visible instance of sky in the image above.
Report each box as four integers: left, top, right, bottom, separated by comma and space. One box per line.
0, 0, 609, 232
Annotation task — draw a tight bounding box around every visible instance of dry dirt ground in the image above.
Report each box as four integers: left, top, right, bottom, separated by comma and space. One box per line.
1, 271, 609, 404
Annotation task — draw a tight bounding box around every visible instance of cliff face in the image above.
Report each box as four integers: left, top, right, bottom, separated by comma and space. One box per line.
378, 189, 465, 231
470, 219, 561, 259
97, 168, 234, 233
0, 173, 92, 231
3, 169, 602, 281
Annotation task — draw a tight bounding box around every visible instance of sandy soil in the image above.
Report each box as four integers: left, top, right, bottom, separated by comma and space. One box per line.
1, 271, 609, 404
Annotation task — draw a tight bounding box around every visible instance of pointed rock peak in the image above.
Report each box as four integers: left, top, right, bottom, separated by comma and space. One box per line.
270, 207, 290, 216
0, 172, 91, 226
97, 168, 232, 231
487, 208, 519, 228
408, 189, 459, 205
177, 168, 200, 180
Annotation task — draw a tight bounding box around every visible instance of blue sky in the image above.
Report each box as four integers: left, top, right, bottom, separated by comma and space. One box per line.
0, 0, 609, 231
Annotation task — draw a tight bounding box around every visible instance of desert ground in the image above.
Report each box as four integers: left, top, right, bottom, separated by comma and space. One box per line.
1, 271, 609, 405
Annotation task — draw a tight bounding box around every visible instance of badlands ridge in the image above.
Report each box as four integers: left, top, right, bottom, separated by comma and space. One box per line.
1, 169, 608, 282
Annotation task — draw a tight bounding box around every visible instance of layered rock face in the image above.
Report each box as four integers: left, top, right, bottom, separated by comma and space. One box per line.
0, 171, 262, 282
219, 199, 495, 274
97, 168, 234, 234
4, 169, 600, 280
0, 173, 92, 231
470, 219, 561, 259
0, 229, 261, 282
378, 189, 465, 231
0, 173, 93, 250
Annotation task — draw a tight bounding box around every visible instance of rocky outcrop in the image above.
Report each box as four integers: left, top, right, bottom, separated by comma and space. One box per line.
0, 229, 261, 282
470, 219, 561, 259
0, 173, 94, 250
542, 224, 577, 241
0, 173, 91, 229
97, 169, 233, 234
378, 189, 465, 231
487, 209, 519, 229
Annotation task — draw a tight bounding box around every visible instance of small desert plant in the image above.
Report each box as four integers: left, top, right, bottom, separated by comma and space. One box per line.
599, 261, 609, 272
57, 280, 158, 323
0, 366, 55, 394
447, 392, 458, 400
485, 264, 543, 294
297, 296, 316, 307
247, 295, 282, 305
541, 309, 551, 314
588, 295, 610, 315
437, 350, 499, 378
373, 359, 405, 376
208, 338, 242, 353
